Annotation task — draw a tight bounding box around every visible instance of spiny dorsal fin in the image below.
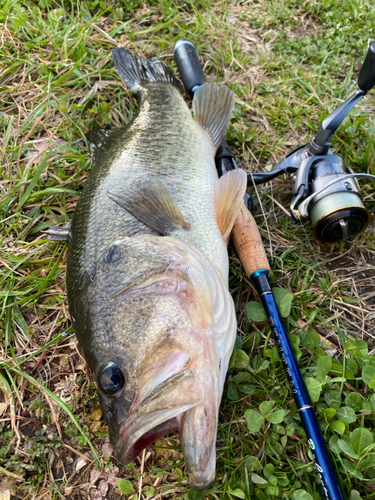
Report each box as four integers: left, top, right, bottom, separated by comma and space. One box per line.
108, 176, 189, 235
113, 47, 179, 91
214, 169, 247, 243
192, 83, 235, 151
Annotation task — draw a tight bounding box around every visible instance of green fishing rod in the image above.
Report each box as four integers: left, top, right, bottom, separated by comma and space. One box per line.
174, 40, 345, 500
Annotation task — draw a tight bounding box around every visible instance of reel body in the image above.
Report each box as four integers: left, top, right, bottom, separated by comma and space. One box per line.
248, 42, 375, 242
291, 155, 371, 241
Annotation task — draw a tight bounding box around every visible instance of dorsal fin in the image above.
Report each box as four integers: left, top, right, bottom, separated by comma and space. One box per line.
214, 169, 247, 243
108, 176, 189, 235
192, 83, 235, 151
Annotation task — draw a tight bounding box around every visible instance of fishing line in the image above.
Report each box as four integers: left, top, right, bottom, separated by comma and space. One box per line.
249, 170, 273, 260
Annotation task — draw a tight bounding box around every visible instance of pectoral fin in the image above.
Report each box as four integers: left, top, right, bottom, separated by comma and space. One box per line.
108, 176, 189, 235
214, 169, 247, 243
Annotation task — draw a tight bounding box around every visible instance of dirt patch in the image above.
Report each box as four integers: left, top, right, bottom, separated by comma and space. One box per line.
286, 14, 322, 39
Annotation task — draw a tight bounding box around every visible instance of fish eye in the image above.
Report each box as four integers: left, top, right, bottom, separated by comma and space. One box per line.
99, 363, 125, 395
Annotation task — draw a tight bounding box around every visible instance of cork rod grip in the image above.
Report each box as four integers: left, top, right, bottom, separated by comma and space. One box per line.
231, 202, 270, 276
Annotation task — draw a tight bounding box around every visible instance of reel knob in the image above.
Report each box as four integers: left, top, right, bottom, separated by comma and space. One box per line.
307, 158, 371, 242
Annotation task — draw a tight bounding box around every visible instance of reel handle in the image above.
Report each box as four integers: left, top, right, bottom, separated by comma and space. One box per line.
309, 42, 375, 154
174, 40, 205, 96
358, 41, 375, 91
231, 203, 270, 275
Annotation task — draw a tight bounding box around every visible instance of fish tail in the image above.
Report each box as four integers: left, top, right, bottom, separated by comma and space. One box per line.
192, 83, 235, 150
113, 47, 179, 91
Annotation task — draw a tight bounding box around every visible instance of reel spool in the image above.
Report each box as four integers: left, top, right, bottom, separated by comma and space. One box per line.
291, 155, 372, 242
249, 41, 375, 242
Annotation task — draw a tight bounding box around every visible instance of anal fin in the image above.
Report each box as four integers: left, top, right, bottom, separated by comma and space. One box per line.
214, 169, 247, 243
108, 176, 189, 235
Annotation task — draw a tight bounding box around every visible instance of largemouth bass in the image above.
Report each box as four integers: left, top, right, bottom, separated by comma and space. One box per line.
66, 47, 247, 490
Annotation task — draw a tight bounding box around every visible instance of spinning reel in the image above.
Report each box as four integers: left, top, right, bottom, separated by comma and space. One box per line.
216, 43, 375, 242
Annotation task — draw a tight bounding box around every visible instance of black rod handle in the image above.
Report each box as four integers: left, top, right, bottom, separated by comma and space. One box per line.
358, 41, 375, 92
216, 141, 253, 212
174, 40, 205, 96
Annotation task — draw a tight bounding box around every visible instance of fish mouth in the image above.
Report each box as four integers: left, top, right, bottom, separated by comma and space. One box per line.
114, 410, 188, 463
113, 370, 203, 463
122, 417, 179, 461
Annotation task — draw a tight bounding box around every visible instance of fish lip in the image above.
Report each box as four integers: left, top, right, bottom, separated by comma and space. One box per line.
188, 477, 215, 491
115, 417, 180, 462
114, 404, 196, 463
113, 370, 200, 462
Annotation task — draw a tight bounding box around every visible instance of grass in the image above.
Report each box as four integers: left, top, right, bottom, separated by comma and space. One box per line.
1, 0, 375, 499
